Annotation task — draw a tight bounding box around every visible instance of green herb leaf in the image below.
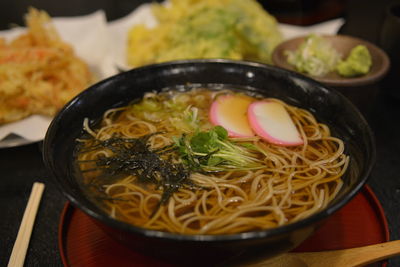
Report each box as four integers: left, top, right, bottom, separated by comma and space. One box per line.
213, 125, 228, 140
174, 126, 263, 172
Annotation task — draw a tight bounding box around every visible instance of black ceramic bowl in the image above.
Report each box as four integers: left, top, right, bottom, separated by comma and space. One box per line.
43, 59, 375, 266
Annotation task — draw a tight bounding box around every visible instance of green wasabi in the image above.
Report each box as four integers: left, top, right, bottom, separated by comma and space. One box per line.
336, 45, 372, 77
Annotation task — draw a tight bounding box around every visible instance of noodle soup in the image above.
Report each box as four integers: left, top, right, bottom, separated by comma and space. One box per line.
75, 88, 348, 235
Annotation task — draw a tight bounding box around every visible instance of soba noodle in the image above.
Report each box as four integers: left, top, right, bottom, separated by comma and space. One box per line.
76, 88, 348, 235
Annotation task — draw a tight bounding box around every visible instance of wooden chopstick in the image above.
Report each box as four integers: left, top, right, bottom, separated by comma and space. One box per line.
7, 182, 45, 267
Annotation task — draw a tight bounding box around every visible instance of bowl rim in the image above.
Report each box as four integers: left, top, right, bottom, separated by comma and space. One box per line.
272, 34, 390, 87
43, 58, 376, 242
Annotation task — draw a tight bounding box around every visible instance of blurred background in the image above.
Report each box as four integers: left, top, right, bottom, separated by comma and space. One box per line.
1, 0, 344, 27
0, 0, 393, 45
0, 0, 346, 27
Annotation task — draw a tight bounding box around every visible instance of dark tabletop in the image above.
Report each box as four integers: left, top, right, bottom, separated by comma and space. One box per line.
1, 0, 400, 266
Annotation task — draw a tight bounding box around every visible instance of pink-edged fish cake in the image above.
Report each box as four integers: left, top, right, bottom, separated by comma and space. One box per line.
209, 94, 255, 137
247, 100, 303, 146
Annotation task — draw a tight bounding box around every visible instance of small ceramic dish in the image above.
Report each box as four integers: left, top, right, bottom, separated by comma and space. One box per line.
272, 34, 390, 87
272, 34, 390, 115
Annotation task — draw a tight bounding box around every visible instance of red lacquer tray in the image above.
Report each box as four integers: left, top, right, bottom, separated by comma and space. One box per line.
59, 185, 389, 267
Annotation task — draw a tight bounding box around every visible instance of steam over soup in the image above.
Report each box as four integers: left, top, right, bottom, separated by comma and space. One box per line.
75, 88, 348, 235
